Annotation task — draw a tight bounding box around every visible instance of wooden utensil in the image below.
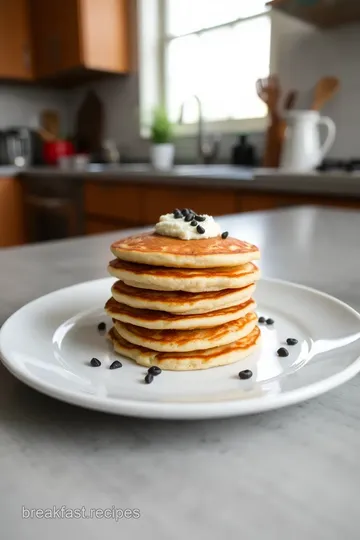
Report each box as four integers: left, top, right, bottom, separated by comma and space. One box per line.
37, 128, 56, 142
256, 75, 281, 121
40, 110, 60, 139
256, 75, 284, 167
278, 89, 298, 144
266, 0, 287, 6
312, 76, 339, 111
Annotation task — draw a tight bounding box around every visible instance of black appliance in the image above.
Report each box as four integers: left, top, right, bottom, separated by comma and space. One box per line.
0, 128, 44, 166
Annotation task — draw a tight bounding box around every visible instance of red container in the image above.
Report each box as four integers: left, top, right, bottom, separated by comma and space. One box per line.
43, 140, 75, 165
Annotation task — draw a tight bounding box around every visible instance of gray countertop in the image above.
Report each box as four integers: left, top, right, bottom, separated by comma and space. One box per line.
2, 163, 360, 197
0, 206, 360, 540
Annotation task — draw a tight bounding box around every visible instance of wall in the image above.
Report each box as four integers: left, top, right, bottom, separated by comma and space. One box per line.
278, 21, 360, 158
0, 85, 69, 134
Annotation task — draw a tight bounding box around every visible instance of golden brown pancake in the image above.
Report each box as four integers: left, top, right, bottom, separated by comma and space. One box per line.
108, 259, 260, 293
111, 280, 256, 314
108, 325, 261, 370
114, 312, 257, 352
110, 232, 260, 268
105, 296, 256, 330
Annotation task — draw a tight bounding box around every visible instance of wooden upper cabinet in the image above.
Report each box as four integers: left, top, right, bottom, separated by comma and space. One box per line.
0, 0, 33, 80
30, 0, 130, 79
80, 0, 130, 73
30, 0, 82, 77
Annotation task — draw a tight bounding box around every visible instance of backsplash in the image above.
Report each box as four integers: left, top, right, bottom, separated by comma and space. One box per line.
0, 85, 69, 134
65, 73, 266, 164
278, 21, 360, 159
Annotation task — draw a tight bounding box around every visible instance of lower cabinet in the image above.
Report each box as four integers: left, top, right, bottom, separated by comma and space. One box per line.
84, 181, 237, 234
85, 219, 132, 235
141, 186, 237, 224
0, 177, 25, 247
83, 180, 360, 236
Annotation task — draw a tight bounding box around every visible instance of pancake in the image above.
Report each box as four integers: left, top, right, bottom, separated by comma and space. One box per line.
114, 311, 257, 352
108, 259, 260, 293
110, 232, 260, 268
105, 296, 256, 330
108, 325, 261, 370
111, 280, 256, 314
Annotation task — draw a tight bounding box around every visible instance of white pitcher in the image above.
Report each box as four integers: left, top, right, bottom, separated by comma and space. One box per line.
280, 110, 336, 172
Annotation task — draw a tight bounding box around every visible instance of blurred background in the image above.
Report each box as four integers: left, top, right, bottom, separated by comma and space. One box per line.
0, 0, 359, 247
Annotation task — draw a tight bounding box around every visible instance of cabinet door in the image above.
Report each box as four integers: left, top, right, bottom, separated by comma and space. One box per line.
31, 0, 81, 77
80, 0, 130, 72
0, 178, 25, 247
0, 0, 32, 79
84, 182, 143, 225
31, 0, 130, 78
142, 186, 237, 225
85, 218, 130, 235
30, 0, 61, 77
56, 0, 82, 72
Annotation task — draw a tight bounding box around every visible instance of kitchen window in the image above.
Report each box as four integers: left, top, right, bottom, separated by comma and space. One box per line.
138, 0, 275, 136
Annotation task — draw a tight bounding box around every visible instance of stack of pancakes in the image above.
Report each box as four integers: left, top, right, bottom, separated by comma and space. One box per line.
106, 231, 261, 370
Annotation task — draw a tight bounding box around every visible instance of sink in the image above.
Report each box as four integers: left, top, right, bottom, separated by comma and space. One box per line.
173, 164, 253, 179
175, 164, 236, 174
87, 163, 151, 173
85, 163, 253, 180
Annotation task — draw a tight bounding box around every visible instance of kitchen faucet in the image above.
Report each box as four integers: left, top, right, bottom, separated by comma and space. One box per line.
178, 95, 220, 164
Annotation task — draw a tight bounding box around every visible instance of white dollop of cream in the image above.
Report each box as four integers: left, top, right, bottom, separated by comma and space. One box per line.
155, 213, 222, 240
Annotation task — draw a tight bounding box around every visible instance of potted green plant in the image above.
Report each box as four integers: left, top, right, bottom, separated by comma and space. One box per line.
150, 107, 174, 170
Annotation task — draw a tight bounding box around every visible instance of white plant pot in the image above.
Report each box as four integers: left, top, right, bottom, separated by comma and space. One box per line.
150, 143, 175, 171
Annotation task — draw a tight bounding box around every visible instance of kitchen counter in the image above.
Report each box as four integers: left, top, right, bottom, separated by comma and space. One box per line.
0, 206, 359, 540
1, 163, 359, 197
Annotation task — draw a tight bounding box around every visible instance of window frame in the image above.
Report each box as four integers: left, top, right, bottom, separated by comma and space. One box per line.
138, 0, 279, 138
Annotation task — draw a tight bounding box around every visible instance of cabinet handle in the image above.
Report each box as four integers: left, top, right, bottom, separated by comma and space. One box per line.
22, 45, 31, 72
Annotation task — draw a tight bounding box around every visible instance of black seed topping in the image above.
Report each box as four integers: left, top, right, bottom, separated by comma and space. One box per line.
221, 231, 229, 239
277, 347, 289, 357
286, 338, 298, 346
181, 208, 189, 216
195, 215, 206, 222
110, 360, 122, 369
190, 220, 197, 226
90, 357, 101, 367
239, 369, 253, 380
173, 208, 180, 214
98, 322, 106, 331
266, 318, 274, 325
184, 213, 194, 222
148, 366, 162, 376
145, 373, 154, 384
258, 316, 266, 323
197, 225, 205, 234
173, 210, 182, 219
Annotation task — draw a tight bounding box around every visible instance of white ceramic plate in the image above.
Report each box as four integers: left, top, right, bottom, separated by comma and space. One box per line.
1, 278, 360, 420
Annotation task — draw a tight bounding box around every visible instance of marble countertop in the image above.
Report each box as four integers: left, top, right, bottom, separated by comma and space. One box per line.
0, 206, 359, 540
2, 163, 360, 196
